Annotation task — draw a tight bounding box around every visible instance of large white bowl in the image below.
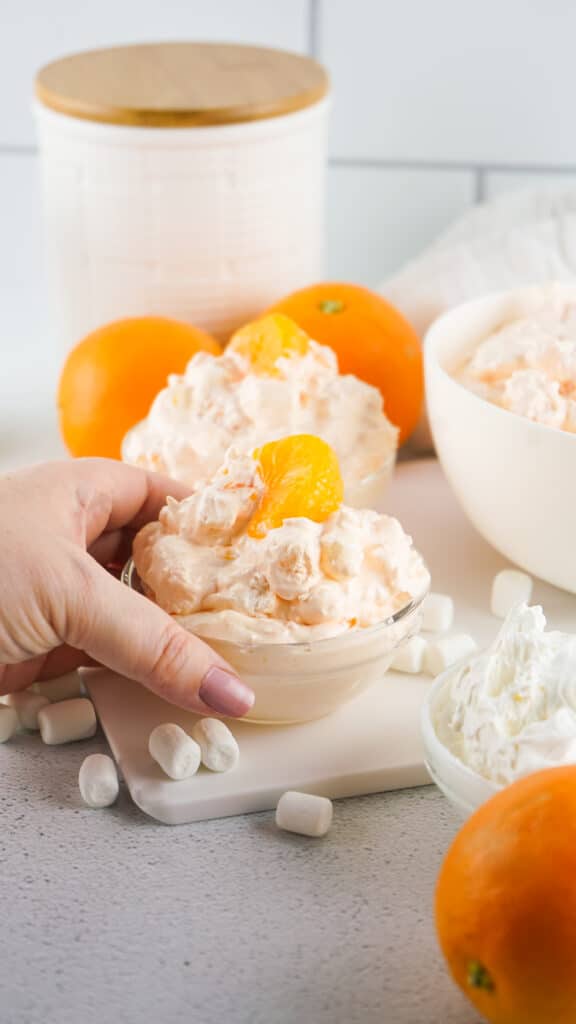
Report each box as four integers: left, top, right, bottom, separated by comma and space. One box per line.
425, 282, 576, 594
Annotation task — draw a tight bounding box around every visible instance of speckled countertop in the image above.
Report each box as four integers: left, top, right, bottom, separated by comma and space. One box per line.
1, 729, 480, 1024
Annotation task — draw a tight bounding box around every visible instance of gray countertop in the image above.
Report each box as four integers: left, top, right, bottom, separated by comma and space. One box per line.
2, 730, 479, 1024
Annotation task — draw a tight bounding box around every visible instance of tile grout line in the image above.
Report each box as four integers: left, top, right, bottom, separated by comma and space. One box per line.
0, 144, 37, 155
307, 0, 321, 59
1, 145, 576, 180
329, 156, 576, 175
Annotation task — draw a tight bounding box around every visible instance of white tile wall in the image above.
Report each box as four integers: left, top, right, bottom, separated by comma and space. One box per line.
322, 0, 576, 168
1, 0, 310, 146
326, 166, 473, 284
2, 0, 576, 379
0, 154, 55, 400
485, 172, 576, 201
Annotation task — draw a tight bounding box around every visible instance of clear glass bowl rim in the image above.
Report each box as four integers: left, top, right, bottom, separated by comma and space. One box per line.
121, 557, 429, 655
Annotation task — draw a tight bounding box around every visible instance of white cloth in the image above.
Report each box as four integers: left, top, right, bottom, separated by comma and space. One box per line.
380, 186, 576, 450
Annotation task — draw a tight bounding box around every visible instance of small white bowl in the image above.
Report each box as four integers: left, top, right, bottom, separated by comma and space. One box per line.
425, 281, 576, 593
421, 661, 500, 818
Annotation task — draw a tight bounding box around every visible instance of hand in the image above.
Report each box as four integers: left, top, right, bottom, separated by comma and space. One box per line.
0, 459, 254, 717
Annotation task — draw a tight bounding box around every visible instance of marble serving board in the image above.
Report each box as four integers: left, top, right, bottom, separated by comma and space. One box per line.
86, 459, 576, 825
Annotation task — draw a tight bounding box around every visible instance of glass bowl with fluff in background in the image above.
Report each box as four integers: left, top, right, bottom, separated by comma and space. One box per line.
122, 313, 399, 512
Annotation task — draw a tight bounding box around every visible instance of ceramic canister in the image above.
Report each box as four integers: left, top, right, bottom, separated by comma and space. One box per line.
34, 42, 330, 348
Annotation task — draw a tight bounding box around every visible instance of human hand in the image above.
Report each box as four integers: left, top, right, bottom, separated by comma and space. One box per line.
0, 459, 254, 717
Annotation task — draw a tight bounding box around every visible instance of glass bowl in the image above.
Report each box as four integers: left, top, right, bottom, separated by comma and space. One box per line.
122, 558, 428, 725
421, 657, 500, 818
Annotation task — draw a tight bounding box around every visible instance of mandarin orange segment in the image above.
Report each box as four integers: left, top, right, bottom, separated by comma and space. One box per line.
228, 313, 310, 376
249, 434, 344, 537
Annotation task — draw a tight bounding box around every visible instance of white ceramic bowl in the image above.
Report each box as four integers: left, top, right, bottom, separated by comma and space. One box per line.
425, 282, 576, 593
122, 558, 427, 725
421, 660, 500, 818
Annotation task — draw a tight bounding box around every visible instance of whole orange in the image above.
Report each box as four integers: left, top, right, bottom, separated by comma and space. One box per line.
58, 316, 221, 459
436, 766, 576, 1024
268, 282, 423, 445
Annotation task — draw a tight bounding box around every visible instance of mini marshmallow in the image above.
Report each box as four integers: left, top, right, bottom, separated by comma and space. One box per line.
5, 691, 50, 731
192, 718, 240, 773
390, 635, 427, 674
32, 671, 83, 702
276, 791, 333, 838
38, 698, 97, 745
424, 634, 478, 678
78, 754, 119, 808
0, 705, 18, 743
421, 593, 454, 633
491, 569, 533, 619
148, 723, 201, 780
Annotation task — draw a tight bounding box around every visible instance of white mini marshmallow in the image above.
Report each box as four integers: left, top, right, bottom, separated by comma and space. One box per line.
424, 634, 478, 678
192, 718, 239, 773
491, 569, 533, 619
32, 671, 83, 702
5, 691, 50, 730
38, 698, 97, 745
421, 593, 454, 633
148, 723, 201, 780
390, 635, 428, 674
78, 754, 119, 808
0, 705, 18, 743
275, 791, 333, 838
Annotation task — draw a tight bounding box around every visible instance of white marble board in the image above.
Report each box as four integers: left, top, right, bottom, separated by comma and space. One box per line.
86, 459, 576, 825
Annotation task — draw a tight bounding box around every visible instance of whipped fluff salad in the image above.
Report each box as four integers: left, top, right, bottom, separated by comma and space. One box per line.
434, 603, 576, 786
132, 447, 429, 645
455, 293, 576, 432
123, 315, 398, 505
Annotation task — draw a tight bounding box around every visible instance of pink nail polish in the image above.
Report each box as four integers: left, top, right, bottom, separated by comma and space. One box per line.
199, 666, 255, 717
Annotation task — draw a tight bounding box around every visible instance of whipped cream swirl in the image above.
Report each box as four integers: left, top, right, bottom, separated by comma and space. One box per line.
434, 603, 576, 785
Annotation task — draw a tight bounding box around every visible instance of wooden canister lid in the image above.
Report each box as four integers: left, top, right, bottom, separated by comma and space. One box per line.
35, 42, 329, 128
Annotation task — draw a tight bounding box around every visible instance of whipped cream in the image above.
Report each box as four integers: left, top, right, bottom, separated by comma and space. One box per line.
132, 449, 429, 644
122, 337, 398, 504
434, 603, 576, 785
455, 296, 576, 431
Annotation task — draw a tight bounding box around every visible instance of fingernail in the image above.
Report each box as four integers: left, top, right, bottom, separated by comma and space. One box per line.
199, 666, 255, 717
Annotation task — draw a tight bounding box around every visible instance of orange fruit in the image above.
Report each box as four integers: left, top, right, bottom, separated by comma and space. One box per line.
228, 313, 310, 375
268, 282, 423, 445
435, 766, 576, 1024
249, 434, 343, 538
58, 316, 221, 459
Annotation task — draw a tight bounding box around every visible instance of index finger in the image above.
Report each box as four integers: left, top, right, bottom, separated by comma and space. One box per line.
73, 457, 192, 544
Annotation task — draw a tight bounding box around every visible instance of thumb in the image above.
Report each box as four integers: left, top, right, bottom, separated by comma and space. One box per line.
70, 560, 255, 717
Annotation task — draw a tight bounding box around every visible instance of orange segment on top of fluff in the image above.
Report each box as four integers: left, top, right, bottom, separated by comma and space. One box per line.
249, 434, 344, 538
228, 313, 310, 376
